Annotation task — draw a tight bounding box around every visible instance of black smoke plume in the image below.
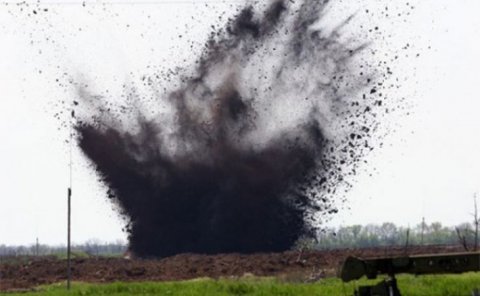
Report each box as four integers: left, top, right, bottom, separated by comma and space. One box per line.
75, 0, 380, 258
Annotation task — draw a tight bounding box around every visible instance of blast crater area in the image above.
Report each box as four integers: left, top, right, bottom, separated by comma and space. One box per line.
74, 0, 393, 258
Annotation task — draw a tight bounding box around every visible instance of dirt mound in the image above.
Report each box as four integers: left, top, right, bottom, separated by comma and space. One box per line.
0, 245, 465, 292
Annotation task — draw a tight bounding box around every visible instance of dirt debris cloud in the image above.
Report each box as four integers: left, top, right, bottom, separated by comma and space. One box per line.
75, 0, 383, 258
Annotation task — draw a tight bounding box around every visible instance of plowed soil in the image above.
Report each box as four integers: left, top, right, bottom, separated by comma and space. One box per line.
0, 245, 465, 292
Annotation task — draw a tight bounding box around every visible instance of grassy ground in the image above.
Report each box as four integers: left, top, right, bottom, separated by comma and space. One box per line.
5, 273, 480, 296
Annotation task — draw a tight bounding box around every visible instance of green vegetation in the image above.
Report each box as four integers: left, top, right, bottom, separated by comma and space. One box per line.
0, 240, 126, 258
313, 221, 478, 249
52, 251, 90, 260
6, 273, 480, 296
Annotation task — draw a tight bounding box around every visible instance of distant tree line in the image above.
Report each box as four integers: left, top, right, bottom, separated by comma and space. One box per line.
312, 195, 480, 250
2, 220, 479, 257
312, 221, 478, 250
0, 239, 127, 257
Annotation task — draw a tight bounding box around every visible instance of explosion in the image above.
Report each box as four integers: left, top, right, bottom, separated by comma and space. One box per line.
76, 0, 382, 258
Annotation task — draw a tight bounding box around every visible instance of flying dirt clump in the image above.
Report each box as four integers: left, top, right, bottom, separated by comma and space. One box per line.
75, 0, 384, 258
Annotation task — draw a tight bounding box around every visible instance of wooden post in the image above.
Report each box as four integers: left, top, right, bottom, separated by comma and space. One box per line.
420, 217, 425, 245
473, 193, 479, 251
404, 228, 410, 255
67, 187, 72, 290
67, 99, 74, 290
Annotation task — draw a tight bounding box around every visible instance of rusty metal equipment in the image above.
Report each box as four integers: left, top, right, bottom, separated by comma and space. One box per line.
340, 252, 480, 296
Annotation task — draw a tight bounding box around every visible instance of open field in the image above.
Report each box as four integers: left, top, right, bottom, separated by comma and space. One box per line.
1, 245, 479, 295
4, 274, 480, 296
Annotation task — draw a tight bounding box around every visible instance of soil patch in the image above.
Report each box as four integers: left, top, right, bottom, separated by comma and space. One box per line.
0, 245, 465, 291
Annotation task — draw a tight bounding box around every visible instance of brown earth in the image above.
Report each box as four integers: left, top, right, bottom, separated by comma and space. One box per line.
0, 245, 465, 292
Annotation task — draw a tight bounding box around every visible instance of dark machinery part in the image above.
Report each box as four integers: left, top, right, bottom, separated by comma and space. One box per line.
354, 278, 400, 296
340, 252, 480, 296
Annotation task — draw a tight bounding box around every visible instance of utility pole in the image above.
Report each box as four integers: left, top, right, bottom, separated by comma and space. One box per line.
67, 102, 74, 291
67, 187, 72, 290
420, 217, 425, 245
404, 228, 410, 255
473, 193, 478, 251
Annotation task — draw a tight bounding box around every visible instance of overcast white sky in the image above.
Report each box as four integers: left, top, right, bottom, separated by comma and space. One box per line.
0, 0, 479, 245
